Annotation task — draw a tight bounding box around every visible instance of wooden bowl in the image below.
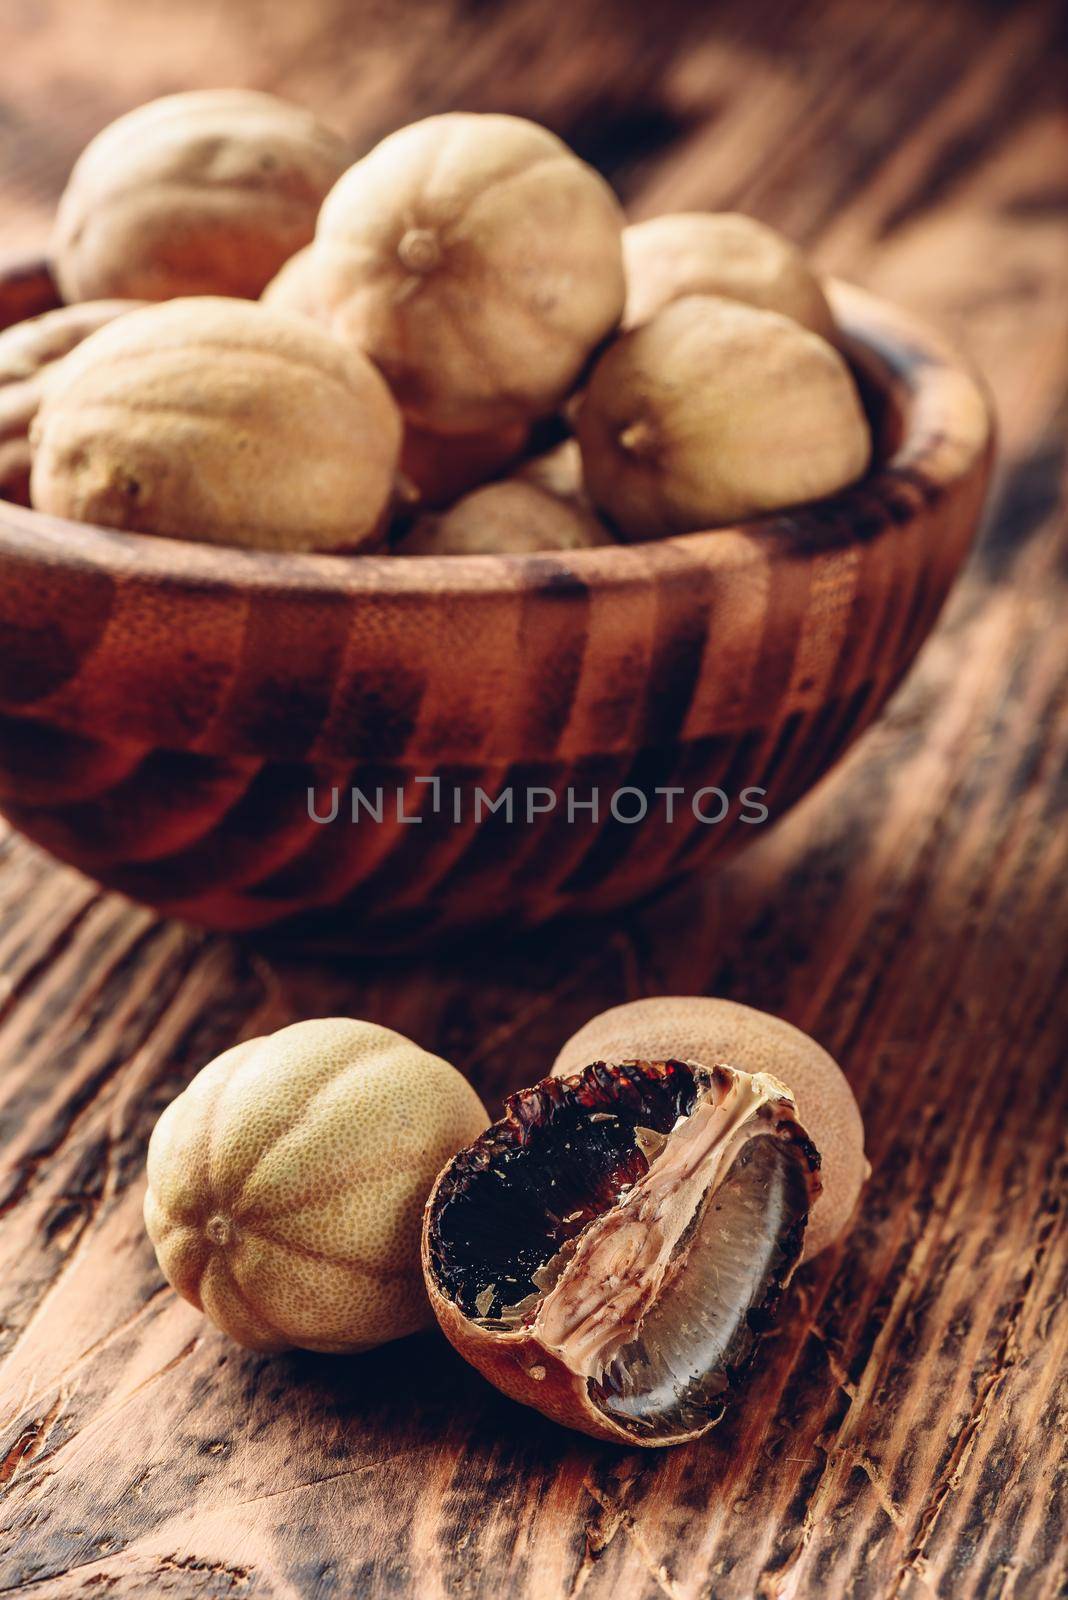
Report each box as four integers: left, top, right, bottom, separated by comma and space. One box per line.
0, 260, 993, 947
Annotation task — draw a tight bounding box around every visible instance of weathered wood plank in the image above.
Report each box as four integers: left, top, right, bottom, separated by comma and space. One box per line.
0, 0, 1065, 1595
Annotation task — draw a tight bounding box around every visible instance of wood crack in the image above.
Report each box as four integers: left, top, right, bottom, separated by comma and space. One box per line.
888, 1169, 1065, 1597
577, 1478, 686, 1600
0, 1390, 65, 1494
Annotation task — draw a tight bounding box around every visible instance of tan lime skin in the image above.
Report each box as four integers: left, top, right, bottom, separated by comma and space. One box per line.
576, 294, 871, 540
30, 297, 402, 553
310, 112, 626, 435
53, 89, 351, 303
400, 479, 613, 556
623, 212, 836, 337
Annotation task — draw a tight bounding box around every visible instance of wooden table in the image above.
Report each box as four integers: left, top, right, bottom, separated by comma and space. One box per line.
0, 2, 1065, 1595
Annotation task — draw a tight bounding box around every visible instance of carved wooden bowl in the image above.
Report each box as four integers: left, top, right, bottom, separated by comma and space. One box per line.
0, 260, 993, 947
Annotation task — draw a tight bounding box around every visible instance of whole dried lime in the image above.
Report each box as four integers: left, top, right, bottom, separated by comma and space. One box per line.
53, 90, 350, 302
577, 294, 870, 539
400, 479, 612, 556
144, 1018, 488, 1353
623, 212, 835, 336
310, 112, 626, 434
30, 297, 402, 552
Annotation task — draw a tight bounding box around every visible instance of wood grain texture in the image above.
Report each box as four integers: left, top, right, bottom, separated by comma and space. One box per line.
0, 0, 1065, 1597
0, 272, 992, 943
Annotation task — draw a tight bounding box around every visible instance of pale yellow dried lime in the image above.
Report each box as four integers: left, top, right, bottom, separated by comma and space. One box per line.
30, 297, 402, 553
53, 90, 350, 303
623, 212, 835, 337
310, 112, 626, 434
143, 1018, 488, 1353
400, 479, 612, 556
576, 294, 870, 539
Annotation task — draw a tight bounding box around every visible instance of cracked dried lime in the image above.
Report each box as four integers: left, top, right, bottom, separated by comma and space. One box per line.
423, 1058, 820, 1445
552, 996, 868, 1258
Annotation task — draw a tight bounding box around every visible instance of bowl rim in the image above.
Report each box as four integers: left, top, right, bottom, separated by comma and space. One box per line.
0, 274, 993, 601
